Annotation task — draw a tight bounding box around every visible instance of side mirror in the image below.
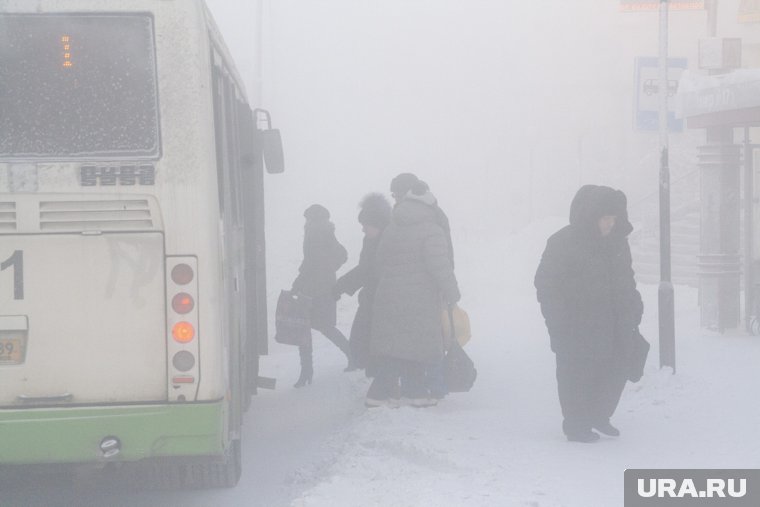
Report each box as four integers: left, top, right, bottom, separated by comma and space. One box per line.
261, 128, 284, 174
253, 108, 284, 174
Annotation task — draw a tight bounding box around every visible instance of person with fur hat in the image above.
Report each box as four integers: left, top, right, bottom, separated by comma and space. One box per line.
291, 204, 351, 387
534, 185, 643, 442
334, 193, 392, 372
368, 180, 461, 407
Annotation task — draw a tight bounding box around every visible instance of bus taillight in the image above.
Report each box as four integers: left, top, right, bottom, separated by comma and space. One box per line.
172, 293, 195, 314
172, 350, 196, 371
171, 263, 194, 285
166, 256, 199, 401
172, 322, 195, 343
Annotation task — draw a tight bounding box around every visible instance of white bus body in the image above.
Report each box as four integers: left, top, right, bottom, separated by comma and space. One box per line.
0, 0, 277, 488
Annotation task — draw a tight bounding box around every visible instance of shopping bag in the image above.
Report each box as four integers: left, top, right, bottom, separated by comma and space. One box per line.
626, 328, 650, 383
274, 290, 312, 346
443, 342, 477, 392
441, 305, 472, 347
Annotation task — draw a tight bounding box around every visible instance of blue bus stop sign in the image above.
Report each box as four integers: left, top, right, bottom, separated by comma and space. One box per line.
634, 57, 688, 132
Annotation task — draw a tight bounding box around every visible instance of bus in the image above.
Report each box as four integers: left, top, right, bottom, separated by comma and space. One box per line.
0, 0, 282, 488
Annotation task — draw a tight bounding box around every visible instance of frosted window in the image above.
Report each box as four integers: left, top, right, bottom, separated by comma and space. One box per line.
0, 14, 160, 158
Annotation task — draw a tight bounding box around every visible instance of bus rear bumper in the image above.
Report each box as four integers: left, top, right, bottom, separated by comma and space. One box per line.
0, 401, 225, 465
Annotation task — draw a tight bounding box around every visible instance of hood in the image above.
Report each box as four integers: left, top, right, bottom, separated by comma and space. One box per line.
392, 195, 438, 227
403, 190, 438, 207
569, 184, 633, 238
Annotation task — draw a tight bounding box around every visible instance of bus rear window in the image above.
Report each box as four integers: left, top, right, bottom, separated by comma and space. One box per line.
0, 14, 160, 159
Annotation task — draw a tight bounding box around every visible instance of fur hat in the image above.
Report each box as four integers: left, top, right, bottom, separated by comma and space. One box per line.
358, 193, 392, 229
304, 203, 330, 222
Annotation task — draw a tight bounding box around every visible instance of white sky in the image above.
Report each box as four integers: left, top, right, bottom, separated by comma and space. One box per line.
203, 1, 723, 234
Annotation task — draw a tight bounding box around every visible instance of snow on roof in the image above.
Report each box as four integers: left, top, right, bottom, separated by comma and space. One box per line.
676, 68, 760, 118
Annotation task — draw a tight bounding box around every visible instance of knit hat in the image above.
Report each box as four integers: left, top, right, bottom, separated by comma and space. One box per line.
357, 193, 392, 229
304, 203, 330, 222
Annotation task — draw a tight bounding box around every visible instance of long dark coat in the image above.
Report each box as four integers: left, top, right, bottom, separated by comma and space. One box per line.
534, 185, 642, 357
335, 236, 380, 368
371, 194, 460, 364
334, 234, 381, 368
335, 234, 381, 308
434, 205, 455, 268
292, 219, 348, 330
534, 185, 643, 431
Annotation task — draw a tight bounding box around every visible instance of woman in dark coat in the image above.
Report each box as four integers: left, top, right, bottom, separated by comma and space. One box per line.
535, 185, 643, 442
367, 181, 460, 407
291, 204, 350, 387
334, 193, 392, 372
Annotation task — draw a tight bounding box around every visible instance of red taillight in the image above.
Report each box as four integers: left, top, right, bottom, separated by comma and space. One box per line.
172, 322, 195, 343
172, 351, 196, 372
171, 263, 194, 285
172, 293, 195, 314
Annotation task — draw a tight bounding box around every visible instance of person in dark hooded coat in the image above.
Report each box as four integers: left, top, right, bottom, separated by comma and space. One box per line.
534, 185, 643, 442
291, 204, 351, 387
367, 180, 461, 407
334, 193, 392, 372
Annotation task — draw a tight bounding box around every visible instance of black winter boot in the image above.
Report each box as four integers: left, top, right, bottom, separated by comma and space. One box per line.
294, 344, 313, 388
319, 326, 353, 370
593, 420, 620, 437
566, 430, 600, 443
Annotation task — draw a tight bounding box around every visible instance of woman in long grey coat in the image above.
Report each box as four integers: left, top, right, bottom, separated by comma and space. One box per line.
367, 182, 460, 407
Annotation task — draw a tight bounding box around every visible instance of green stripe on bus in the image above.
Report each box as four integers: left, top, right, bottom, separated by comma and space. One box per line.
0, 402, 225, 465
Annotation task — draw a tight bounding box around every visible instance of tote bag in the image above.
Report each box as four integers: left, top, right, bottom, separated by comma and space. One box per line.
444, 342, 477, 392
274, 290, 312, 346
441, 305, 472, 347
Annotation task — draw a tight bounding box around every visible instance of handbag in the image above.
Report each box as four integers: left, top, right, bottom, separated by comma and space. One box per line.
626, 328, 650, 383
441, 305, 472, 347
443, 341, 477, 392
274, 290, 312, 346
442, 306, 476, 392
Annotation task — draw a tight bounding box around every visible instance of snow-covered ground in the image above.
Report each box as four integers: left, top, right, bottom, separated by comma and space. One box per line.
3, 217, 759, 507
269, 217, 760, 507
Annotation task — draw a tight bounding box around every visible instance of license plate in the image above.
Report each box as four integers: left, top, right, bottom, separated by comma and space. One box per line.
0, 336, 26, 365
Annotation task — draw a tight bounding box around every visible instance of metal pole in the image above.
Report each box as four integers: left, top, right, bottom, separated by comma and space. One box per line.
254, 0, 264, 106
658, 0, 675, 372
706, 0, 718, 37
744, 127, 754, 333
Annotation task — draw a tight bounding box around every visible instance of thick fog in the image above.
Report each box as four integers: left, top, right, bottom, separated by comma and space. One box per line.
2, 1, 759, 506
205, 0, 714, 241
